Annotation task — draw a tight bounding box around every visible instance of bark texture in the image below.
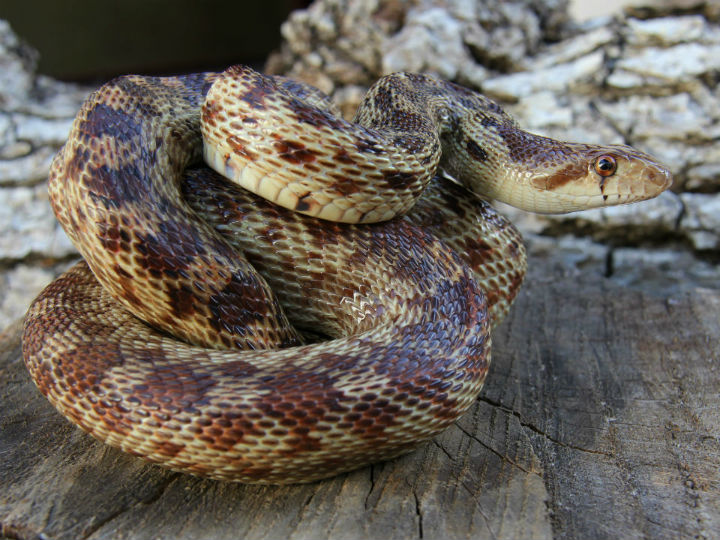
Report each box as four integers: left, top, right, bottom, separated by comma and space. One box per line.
2, 257, 718, 540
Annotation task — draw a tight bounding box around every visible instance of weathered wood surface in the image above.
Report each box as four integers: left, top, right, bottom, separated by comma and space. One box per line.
1, 257, 718, 540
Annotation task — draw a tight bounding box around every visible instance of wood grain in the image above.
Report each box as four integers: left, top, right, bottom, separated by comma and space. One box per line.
2, 257, 718, 540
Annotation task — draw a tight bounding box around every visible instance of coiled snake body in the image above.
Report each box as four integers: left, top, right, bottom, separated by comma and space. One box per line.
22, 66, 671, 483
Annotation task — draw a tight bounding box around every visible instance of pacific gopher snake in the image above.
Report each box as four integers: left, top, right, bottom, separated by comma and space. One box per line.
22, 65, 672, 483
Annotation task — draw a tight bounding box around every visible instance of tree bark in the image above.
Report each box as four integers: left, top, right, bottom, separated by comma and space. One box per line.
2, 256, 718, 540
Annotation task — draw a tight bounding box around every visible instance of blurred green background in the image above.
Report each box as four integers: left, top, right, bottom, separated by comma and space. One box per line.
0, 0, 309, 81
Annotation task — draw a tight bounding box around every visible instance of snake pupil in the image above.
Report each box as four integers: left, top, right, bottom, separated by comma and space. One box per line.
595, 155, 617, 177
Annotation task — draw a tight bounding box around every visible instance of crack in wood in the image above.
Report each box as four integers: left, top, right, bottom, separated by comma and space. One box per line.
477, 396, 613, 457
432, 439, 456, 462
460, 482, 500, 540
364, 464, 375, 511
454, 423, 537, 475
78, 474, 178, 540
413, 491, 423, 539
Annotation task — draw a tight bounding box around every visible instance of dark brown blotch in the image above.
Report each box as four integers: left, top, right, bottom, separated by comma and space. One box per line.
154, 440, 185, 457
531, 162, 586, 191
295, 194, 312, 212
82, 103, 143, 143
478, 113, 501, 129
178, 72, 217, 104
466, 139, 488, 162
334, 148, 356, 165
380, 170, 417, 191
226, 134, 257, 161
165, 281, 198, 321
79, 159, 145, 207
461, 237, 494, 270
286, 97, 346, 130
355, 136, 386, 155
328, 173, 362, 196
274, 139, 320, 165
236, 76, 274, 110
392, 134, 426, 154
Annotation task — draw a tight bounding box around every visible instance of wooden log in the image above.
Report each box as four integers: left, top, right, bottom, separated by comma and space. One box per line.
1, 256, 718, 540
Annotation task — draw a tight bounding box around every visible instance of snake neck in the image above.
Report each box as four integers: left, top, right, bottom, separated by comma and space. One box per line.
350, 71, 669, 216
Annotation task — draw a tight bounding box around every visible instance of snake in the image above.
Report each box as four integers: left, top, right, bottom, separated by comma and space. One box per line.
22, 65, 672, 484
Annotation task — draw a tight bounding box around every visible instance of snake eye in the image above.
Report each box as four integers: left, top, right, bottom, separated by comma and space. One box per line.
594, 155, 617, 177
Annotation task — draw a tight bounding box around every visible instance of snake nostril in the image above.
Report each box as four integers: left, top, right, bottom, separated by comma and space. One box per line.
647, 167, 673, 189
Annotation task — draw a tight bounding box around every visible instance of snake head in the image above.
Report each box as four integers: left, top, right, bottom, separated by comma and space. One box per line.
446, 121, 674, 214
517, 142, 674, 214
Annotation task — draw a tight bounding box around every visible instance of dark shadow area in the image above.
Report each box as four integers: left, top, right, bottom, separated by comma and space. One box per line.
0, 0, 310, 82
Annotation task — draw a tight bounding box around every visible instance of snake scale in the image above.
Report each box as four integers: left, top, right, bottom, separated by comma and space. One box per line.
22, 65, 672, 484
